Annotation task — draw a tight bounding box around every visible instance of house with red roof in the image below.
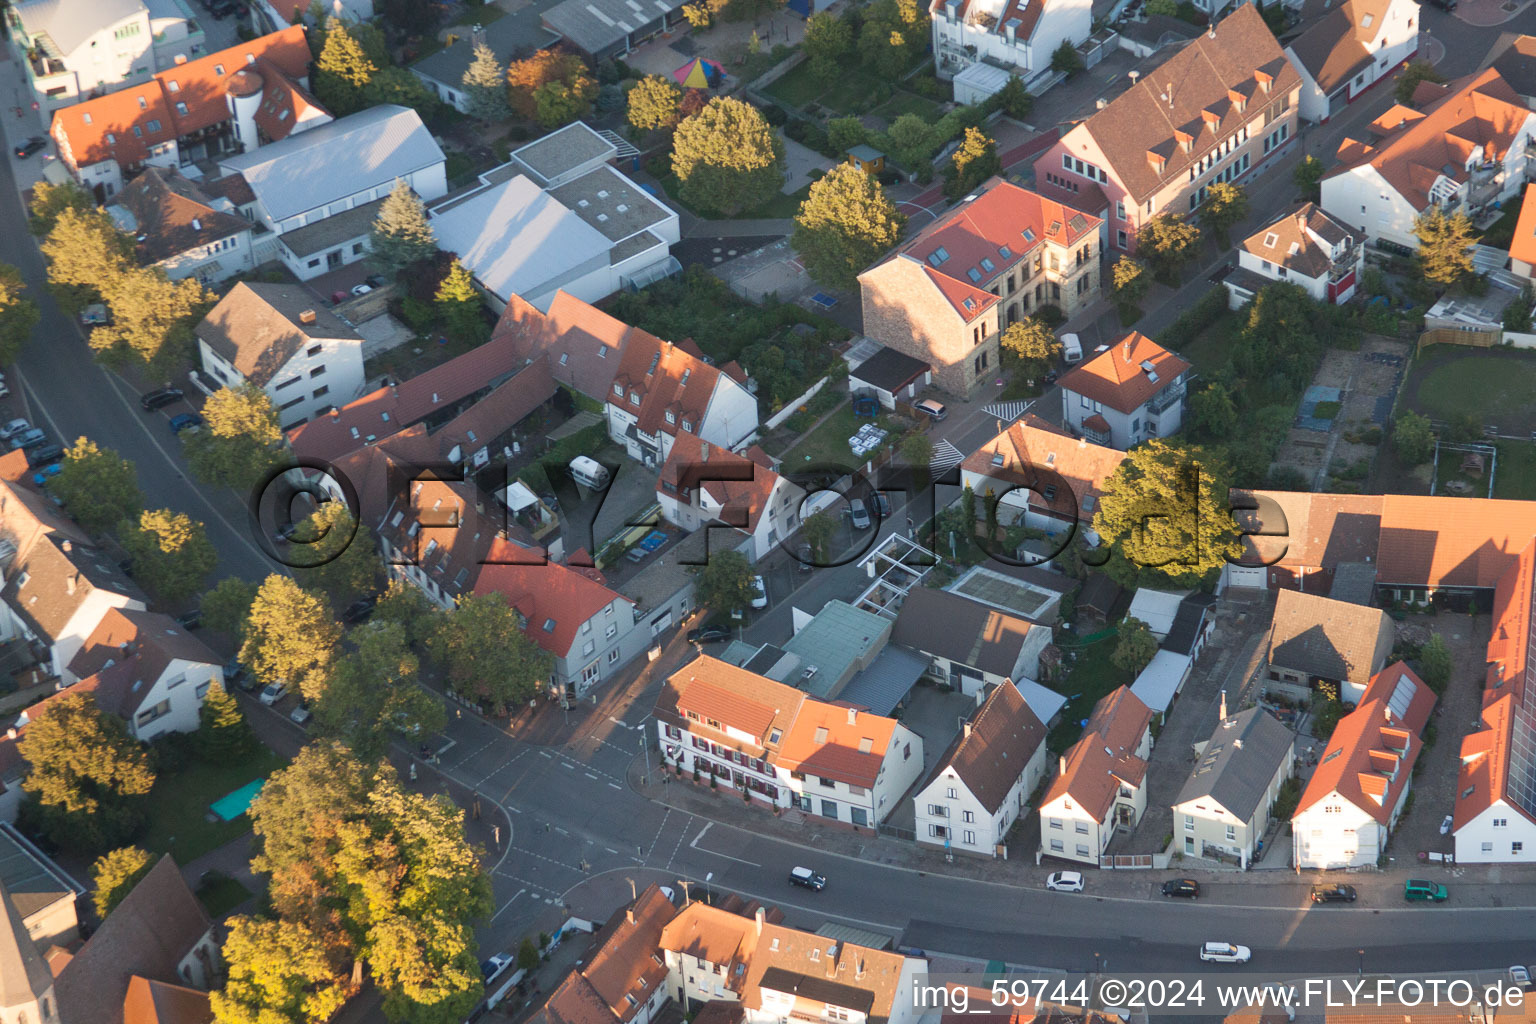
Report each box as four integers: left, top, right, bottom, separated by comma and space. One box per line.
656, 434, 805, 562
606, 335, 758, 470
1509, 184, 1536, 280
930, 0, 1091, 102
1291, 661, 1434, 869
48, 25, 317, 200
1057, 332, 1191, 449
251, 0, 375, 35
858, 177, 1101, 396
959, 413, 1126, 541
1037, 687, 1154, 865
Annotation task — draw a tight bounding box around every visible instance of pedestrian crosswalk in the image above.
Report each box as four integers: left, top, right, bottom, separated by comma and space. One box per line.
982, 399, 1033, 422
930, 439, 965, 473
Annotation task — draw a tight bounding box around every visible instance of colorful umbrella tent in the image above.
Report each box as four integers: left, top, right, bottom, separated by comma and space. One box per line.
673, 58, 725, 89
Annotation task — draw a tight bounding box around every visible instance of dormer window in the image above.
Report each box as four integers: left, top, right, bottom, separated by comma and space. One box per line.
665, 410, 676, 424
630, 391, 640, 405
613, 383, 623, 396
1263, 232, 1279, 248
682, 420, 693, 432
1360, 12, 1373, 26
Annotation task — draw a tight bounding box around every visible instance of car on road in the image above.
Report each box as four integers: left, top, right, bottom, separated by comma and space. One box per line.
290, 703, 312, 725
273, 521, 302, 543
687, 623, 731, 644
140, 387, 184, 411
849, 497, 872, 530
169, 412, 204, 433
1439, 814, 1453, 835
1404, 878, 1448, 902
340, 597, 376, 623
174, 609, 202, 631
795, 542, 815, 572
1510, 966, 1531, 987
788, 866, 826, 891
8, 428, 46, 452
31, 464, 61, 486
1046, 871, 1084, 893
749, 575, 768, 609
1309, 884, 1357, 903
914, 398, 947, 421
0, 419, 31, 444
13, 137, 46, 158
365, 274, 387, 288
1199, 942, 1251, 964
481, 953, 514, 984
874, 491, 892, 518
258, 682, 288, 705
26, 443, 63, 469
224, 657, 253, 691
1161, 879, 1200, 899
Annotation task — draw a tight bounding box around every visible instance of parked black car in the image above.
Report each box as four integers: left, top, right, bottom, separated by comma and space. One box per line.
1309, 884, 1358, 903
1161, 879, 1201, 899
140, 386, 184, 411
341, 597, 377, 623
687, 623, 732, 644
13, 137, 46, 158
175, 609, 203, 631
25, 443, 63, 469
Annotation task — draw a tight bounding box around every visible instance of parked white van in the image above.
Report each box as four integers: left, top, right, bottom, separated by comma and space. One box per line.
1061, 333, 1083, 364
569, 456, 610, 490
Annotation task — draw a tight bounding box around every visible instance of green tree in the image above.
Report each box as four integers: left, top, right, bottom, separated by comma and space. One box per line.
119, 508, 217, 604
290, 502, 383, 608
19, 693, 155, 852
516, 937, 539, 972
1050, 39, 1084, 75
213, 915, 353, 1024
1293, 155, 1325, 202
240, 575, 342, 704
1111, 616, 1158, 674
858, 0, 927, 77
1092, 439, 1242, 589
0, 264, 39, 367
198, 680, 257, 761
1111, 255, 1149, 316
1137, 213, 1202, 282
27, 180, 94, 236
434, 259, 483, 342
884, 112, 937, 170
91, 845, 154, 918
1418, 633, 1452, 694
372, 579, 441, 648
1200, 182, 1250, 245
826, 116, 867, 155
314, 18, 378, 114
1395, 59, 1445, 106
429, 593, 553, 709
318, 620, 444, 761
693, 549, 756, 616
507, 51, 591, 120
1394, 410, 1436, 466
461, 40, 510, 123
803, 11, 853, 82
993, 75, 1033, 119
534, 77, 597, 129
1187, 381, 1238, 441
800, 511, 836, 563
185, 384, 286, 493
369, 179, 438, 276
362, 66, 441, 120
626, 74, 683, 134
943, 126, 1000, 200
1412, 206, 1476, 288
50, 437, 142, 536
792, 164, 905, 290
998, 317, 1061, 370
40, 206, 133, 313
91, 267, 212, 374
672, 97, 785, 217
204, 576, 259, 642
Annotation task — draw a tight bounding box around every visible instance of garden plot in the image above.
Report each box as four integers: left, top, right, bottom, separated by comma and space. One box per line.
1268, 336, 1409, 489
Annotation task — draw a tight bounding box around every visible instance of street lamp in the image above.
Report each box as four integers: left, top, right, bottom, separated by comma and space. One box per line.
1358, 949, 1365, 978
705, 872, 714, 906
677, 879, 692, 905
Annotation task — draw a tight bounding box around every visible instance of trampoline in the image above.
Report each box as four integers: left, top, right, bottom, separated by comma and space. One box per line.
638, 530, 668, 552
210, 779, 265, 822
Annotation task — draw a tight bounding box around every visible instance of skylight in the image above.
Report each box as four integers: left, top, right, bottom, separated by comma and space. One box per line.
980, 257, 995, 273
1022, 228, 1036, 242
999, 245, 1012, 259
927, 246, 951, 266
967, 267, 982, 283
1263, 231, 1279, 248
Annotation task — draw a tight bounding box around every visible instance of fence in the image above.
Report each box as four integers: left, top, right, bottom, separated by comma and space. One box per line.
746, 48, 807, 90
763, 375, 832, 431
1099, 854, 1154, 869
1415, 325, 1502, 353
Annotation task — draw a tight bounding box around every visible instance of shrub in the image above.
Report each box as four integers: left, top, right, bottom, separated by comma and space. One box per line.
760, 104, 788, 125
1266, 465, 1310, 490
914, 163, 934, 185
783, 119, 810, 143
1035, 304, 1065, 327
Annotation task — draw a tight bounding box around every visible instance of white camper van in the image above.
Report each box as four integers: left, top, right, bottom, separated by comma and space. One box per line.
569, 456, 610, 490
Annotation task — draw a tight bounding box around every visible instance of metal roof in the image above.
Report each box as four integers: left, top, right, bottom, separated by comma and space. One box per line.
541, 0, 685, 54
836, 645, 926, 717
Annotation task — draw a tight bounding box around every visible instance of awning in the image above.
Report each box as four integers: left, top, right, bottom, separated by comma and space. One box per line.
504, 481, 540, 511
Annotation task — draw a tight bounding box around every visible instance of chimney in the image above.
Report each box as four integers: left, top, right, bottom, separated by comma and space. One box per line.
846, 706, 857, 725
627, 908, 636, 925
61, 540, 71, 554
4, 728, 13, 740
1123, 341, 1132, 361
1384, 705, 1393, 723
701, 441, 711, 461
755, 907, 765, 935
330, 407, 341, 419
299, 309, 317, 325
65, 575, 75, 596
1059, 755, 1067, 775
1219, 690, 1227, 721
963, 722, 972, 739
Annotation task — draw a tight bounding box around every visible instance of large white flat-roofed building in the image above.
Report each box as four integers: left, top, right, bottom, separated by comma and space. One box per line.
541, 0, 687, 59
430, 122, 679, 314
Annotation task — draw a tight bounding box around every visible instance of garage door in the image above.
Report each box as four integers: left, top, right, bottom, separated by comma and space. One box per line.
649, 610, 673, 636
1225, 564, 1267, 588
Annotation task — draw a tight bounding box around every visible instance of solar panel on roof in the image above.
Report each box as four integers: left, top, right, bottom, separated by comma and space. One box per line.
1509, 699, 1536, 819
1387, 673, 1416, 721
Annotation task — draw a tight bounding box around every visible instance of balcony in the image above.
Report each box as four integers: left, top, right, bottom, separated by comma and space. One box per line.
1144, 384, 1185, 416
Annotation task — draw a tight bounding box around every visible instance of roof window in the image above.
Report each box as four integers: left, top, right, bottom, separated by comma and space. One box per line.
167, 81, 180, 92
214, 63, 225, 75
927, 246, 950, 266
980, 257, 995, 273
543, 618, 557, 631
998, 245, 1012, 258
966, 267, 982, 283
137, 96, 147, 110
1021, 227, 1036, 242
1263, 231, 1279, 247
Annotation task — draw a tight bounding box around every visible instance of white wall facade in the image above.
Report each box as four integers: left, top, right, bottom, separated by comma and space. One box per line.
931, 0, 1090, 81
913, 742, 1046, 856
1453, 803, 1536, 863
1038, 791, 1112, 865
158, 229, 253, 285
7, 6, 154, 113
1289, 0, 1419, 123
199, 335, 364, 429
128, 657, 224, 741
1172, 750, 1293, 869
1060, 380, 1186, 450
1292, 786, 1406, 869
782, 723, 923, 827
555, 597, 644, 695
255, 163, 449, 236
1322, 162, 1425, 252
280, 231, 372, 282
697, 378, 760, 454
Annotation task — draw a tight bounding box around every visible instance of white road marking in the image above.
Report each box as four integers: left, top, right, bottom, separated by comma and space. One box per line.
689, 822, 762, 867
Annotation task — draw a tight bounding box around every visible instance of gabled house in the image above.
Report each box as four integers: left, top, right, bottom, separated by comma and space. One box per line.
48, 26, 314, 200
1291, 662, 1433, 869
492, 290, 648, 401
1032, 4, 1300, 252
959, 414, 1126, 544
1285, 0, 1420, 123
1453, 537, 1536, 863
1057, 332, 1191, 449
55, 855, 219, 1024
606, 335, 758, 470
530, 885, 677, 1024
657, 434, 804, 562
1172, 702, 1295, 867
1320, 68, 1536, 250
912, 681, 1048, 857
0, 876, 59, 1024
1223, 203, 1364, 308
890, 587, 1052, 701
106, 166, 254, 286
930, 0, 1091, 98
775, 698, 923, 828
740, 922, 926, 1024
859, 178, 1101, 396
659, 900, 778, 1011
411, 21, 560, 113
1037, 687, 1154, 865
1264, 589, 1393, 705
196, 282, 365, 429
847, 346, 932, 411
1482, 33, 1536, 106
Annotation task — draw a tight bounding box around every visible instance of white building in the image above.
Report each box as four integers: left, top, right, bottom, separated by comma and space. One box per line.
1321, 68, 1536, 250
1171, 704, 1295, 868
107, 166, 254, 286
1037, 687, 1153, 865
218, 104, 447, 281
930, 0, 1090, 98
1285, 0, 1420, 123
606, 335, 758, 471
429, 122, 680, 313
1057, 332, 1191, 450
1223, 203, 1365, 308
1292, 662, 1434, 870
196, 282, 366, 429
656, 435, 804, 563
913, 681, 1048, 858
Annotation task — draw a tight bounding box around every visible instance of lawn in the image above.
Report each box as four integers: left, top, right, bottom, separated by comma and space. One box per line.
780, 404, 901, 472
764, 63, 825, 109
1479, 203, 1522, 250
765, 62, 929, 118
140, 746, 289, 863
1166, 307, 1240, 375
871, 92, 944, 124
1408, 348, 1536, 431
449, 2, 507, 25
196, 872, 253, 919
1494, 441, 1536, 499
1046, 626, 1135, 753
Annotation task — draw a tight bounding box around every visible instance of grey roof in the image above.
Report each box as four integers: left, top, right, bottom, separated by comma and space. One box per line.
850, 345, 930, 393
0, 823, 81, 925
412, 17, 560, 90
890, 587, 1038, 677
1329, 561, 1379, 606
1267, 589, 1393, 687
15, 0, 145, 57
1161, 592, 1216, 657
280, 196, 387, 257
1174, 707, 1294, 821
0, 878, 53, 1011
921, 679, 1046, 814
835, 644, 926, 717
220, 105, 444, 223
541, 0, 685, 55
512, 122, 616, 185
781, 600, 891, 698
549, 165, 673, 243
813, 922, 894, 950
197, 281, 363, 387
5, 537, 142, 645
616, 530, 705, 613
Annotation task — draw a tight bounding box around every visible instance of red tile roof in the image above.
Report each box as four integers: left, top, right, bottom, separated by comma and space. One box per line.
776, 701, 903, 790
1511, 184, 1536, 269
1374, 494, 1536, 588
51, 27, 311, 170
253, 65, 330, 143
1042, 687, 1152, 822
1058, 332, 1191, 415
582, 886, 676, 1021
473, 549, 633, 659
654, 655, 805, 757
961, 414, 1127, 522
657, 432, 784, 534
608, 334, 727, 440
493, 290, 651, 399
1294, 661, 1435, 824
